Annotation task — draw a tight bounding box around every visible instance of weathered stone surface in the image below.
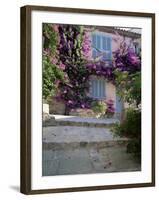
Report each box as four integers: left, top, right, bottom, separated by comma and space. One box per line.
42, 117, 140, 176
45, 114, 119, 128
49, 98, 65, 115
42, 146, 141, 176
43, 112, 50, 121
43, 116, 56, 126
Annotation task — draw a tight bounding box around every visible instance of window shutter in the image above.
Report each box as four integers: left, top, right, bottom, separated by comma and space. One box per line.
91, 79, 106, 99
102, 36, 107, 50
106, 37, 112, 60
96, 35, 101, 49
96, 35, 101, 57
92, 33, 112, 61
92, 34, 97, 58
101, 80, 105, 97
106, 37, 111, 51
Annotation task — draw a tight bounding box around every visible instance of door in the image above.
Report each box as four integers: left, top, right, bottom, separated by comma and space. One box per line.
116, 95, 123, 114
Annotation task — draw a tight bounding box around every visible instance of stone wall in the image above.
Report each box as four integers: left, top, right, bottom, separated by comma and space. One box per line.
43, 103, 50, 121
49, 98, 66, 115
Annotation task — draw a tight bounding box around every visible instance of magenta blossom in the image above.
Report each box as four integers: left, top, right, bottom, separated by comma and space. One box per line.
59, 62, 66, 70
51, 57, 58, 65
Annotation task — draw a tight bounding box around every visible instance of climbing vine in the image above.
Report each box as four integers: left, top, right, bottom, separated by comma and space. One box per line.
42, 24, 66, 100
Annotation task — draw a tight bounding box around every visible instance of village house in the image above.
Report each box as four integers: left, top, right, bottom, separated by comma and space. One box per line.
48, 26, 141, 118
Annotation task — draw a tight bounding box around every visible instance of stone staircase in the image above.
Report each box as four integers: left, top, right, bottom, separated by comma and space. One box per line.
42, 115, 140, 176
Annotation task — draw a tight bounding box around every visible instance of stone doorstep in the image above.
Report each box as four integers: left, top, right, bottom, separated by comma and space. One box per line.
43, 140, 129, 151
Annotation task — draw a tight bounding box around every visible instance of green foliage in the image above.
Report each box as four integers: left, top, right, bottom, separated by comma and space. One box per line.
91, 100, 107, 115
113, 108, 141, 138
114, 70, 141, 107
43, 24, 65, 100
43, 24, 57, 54
43, 56, 65, 100
127, 138, 141, 159
112, 108, 141, 158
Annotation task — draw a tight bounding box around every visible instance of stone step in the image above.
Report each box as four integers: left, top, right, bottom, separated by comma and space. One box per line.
43, 114, 119, 128
43, 140, 129, 151
42, 126, 129, 150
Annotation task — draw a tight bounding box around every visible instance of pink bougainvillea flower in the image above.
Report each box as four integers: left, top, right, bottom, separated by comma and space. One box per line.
43, 48, 51, 56
51, 57, 58, 65
68, 100, 73, 105
59, 62, 66, 70
129, 55, 140, 65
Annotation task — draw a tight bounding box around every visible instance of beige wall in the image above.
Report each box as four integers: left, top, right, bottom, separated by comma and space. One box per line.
106, 82, 116, 104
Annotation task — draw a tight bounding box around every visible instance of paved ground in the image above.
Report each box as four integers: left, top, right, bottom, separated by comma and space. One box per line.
42, 125, 141, 176
43, 145, 140, 176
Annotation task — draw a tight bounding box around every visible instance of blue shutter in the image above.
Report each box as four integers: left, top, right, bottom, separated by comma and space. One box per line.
116, 95, 123, 113
102, 36, 107, 61
96, 35, 101, 57
91, 79, 106, 99
102, 36, 107, 50
99, 80, 102, 98
96, 35, 101, 49
106, 37, 111, 50
95, 80, 98, 97
92, 80, 95, 97
107, 37, 111, 61
91, 79, 97, 98
92, 34, 96, 58
101, 80, 105, 98
101, 36, 112, 61
92, 33, 112, 61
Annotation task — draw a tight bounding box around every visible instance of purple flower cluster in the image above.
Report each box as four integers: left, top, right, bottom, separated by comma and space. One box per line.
113, 48, 141, 73
58, 25, 80, 63
57, 25, 93, 109
82, 31, 92, 59
106, 99, 115, 115
86, 61, 115, 82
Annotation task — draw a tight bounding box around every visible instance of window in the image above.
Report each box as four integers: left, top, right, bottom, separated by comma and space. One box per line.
90, 79, 106, 99
92, 32, 112, 61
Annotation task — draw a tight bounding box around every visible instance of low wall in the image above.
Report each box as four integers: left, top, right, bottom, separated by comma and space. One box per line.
49, 98, 66, 115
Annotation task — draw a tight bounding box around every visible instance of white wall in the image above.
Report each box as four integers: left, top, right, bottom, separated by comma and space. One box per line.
0, 0, 158, 199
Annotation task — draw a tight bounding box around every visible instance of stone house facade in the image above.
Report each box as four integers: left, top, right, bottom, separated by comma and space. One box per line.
48, 27, 141, 116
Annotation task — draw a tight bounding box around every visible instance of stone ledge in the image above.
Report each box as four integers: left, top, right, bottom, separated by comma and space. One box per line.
43, 140, 129, 151
43, 115, 119, 128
